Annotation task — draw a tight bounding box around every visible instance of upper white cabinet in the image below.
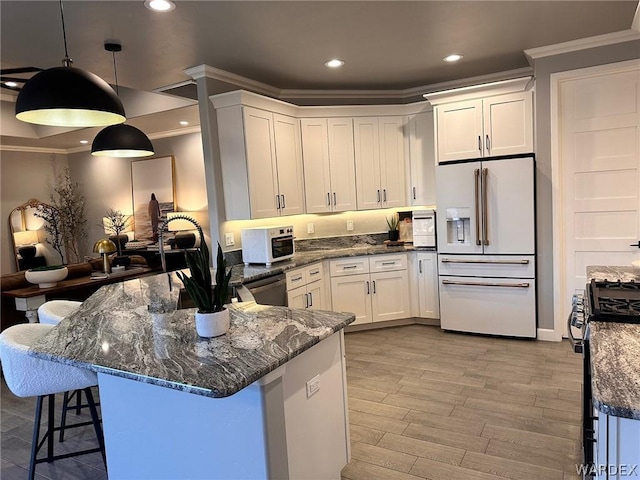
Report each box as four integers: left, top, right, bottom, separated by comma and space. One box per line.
408, 112, 436, 206
428, 78, 534, 163
300, 118, 357, 213
353, 117, 406, 210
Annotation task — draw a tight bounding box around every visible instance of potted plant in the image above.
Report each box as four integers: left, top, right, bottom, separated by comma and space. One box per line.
24, 264, 69, 288
176, 239, 232, 337
102, 209, 132, 268
386, 213, 400, 242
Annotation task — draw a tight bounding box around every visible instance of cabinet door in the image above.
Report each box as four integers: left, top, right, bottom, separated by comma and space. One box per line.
301, 119, 332, 213
328, 118, 358, 212
353, 117, 382, 210
417, 252, 439, 319
436, 100, 483, 162
243, 106, 280, 218
370, 270, 410, 322
287, 285, 308, 309
408, 112, 436, 205
307, 280, 326, 310
378, 116, 406, 208
483, 92, 533, 157
330, 273, 372, 325
273, 113, 305, 216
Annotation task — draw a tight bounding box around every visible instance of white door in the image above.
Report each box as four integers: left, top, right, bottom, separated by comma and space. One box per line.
370, 270, 410, 323
243, 106, 279, 219
327, 118, 358, 212
307, 280, 325, 310
435, 161, 483, 254
287, 285, 308, 309
354, 117, 382, 210
408, 112, 436, 205
378, 116, 406, 208
273, 114, 305, 216
300, 118, 331, 214
482, 157, 535, 255
559, 65, 640, 326
436, 99, 483, 162
330, 274, 371, 325
417, 252, 440, 319
482, 92, 533, 157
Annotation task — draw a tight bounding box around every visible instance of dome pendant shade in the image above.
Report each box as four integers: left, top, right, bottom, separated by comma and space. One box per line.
15, 66, 126, 127
91, 124, 154, 158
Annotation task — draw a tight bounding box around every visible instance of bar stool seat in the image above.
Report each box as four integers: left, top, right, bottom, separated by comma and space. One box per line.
37, 300, 82, 325
0, 324, 106, 480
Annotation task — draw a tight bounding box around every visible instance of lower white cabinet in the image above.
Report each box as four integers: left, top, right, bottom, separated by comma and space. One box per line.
416, 252, 439, 319
286, 262, 326, 310
330, 254, 410, 326
594, 409, 640, 479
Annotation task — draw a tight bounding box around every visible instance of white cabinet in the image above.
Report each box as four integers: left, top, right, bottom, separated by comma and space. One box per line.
408, 112, 436, 206
353, 117, 406, 210
286, 262, 326, 310
330, 254, 410, 326
435, 91, 533, 162
216, 105, 305, 220
595, 409, 640, 479
416, 252, 439, 319
300, 118, 357, 213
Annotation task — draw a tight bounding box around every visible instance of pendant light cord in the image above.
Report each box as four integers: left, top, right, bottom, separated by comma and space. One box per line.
112, 51, 119, 95
59, 0, 72, 66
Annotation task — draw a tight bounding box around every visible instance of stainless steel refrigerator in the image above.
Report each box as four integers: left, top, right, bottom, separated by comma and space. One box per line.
435, 155, 536, 337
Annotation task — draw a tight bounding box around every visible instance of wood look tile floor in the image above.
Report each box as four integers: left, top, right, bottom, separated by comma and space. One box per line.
1, 324, 583, 479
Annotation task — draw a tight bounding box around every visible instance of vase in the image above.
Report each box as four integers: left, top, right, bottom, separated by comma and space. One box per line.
388, 230, 400, 242
195, 308, 230, 338
25, 266, 69, 288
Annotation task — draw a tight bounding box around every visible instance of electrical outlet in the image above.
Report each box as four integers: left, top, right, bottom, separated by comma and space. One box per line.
307, 223, 315, 234
306, 374, 320, 398
224, 232, 234, 247
346, 220, 354, 231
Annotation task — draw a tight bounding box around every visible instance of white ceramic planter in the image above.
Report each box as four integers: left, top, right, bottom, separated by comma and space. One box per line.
25, 266, 69, 288
195, 308, 230, 338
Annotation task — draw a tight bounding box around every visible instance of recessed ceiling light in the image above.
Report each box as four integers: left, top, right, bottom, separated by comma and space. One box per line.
80, 140, 89, 144
4, 81, 18, 88
324, 59, 345, 68
443, 54, 463, 62
179, 120, 189, 126
144, 0, 175, 12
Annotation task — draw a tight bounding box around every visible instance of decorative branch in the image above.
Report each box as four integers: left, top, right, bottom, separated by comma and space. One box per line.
34, 203, 64, 264
101, 209, 132, 256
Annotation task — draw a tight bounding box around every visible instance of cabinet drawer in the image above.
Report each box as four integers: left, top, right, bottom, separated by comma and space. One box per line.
286, 268, 307, 290
438, 255, 535, 278
329, 257, 370, 277
369, 253, 407, 273
306, 262, 324, 283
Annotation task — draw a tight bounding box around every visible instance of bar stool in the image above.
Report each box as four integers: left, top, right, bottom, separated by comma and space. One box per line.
0, 324, 106, 480
37, 300, 82, 325
37, 299, 86, 441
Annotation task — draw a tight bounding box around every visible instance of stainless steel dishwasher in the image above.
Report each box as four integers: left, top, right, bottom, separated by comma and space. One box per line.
237, 273, 287, 306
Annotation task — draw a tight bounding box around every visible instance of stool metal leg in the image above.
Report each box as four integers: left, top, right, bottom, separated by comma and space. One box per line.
28, 395, 44, 480
84, 387, 107, 468
59, 391, 69, 442
46, 393, 55, 462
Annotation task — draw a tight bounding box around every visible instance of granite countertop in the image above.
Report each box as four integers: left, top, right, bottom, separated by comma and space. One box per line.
28, 275, 355, 398
586, 265, 640, 419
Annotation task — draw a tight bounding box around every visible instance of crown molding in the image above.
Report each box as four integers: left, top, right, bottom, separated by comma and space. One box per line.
184, 65, 280, 98
279, 89, 407, 100
0, 144, 67, 154
424, 76, 533, 106
524, 29, 640, 64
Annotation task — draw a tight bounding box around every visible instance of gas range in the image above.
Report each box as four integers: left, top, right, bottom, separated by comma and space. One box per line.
588, 279, 640, 322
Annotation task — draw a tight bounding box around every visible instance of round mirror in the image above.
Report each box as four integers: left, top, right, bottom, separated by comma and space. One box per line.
8, 199, 57, 271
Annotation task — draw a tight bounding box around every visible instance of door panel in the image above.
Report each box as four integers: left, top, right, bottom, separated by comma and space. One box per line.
370, 271, 410, 322
330, 274, 371, 325
378, 116, 406, 208
287, 285, 308, 309
301, 119, 332, 213
273, 114, 305, 216
328, 118, 358, 212
307, 281, 325, 310
483, 92, 533, 157
354, 118, 381, 210
409, 112, 436, 205
436, 100, 483, 162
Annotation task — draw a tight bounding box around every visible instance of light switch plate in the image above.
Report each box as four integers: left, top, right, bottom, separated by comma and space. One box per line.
224, 232, 235, 247
306, 374, 320, 398
307, 223, 315, 234
346, 220, 354, 231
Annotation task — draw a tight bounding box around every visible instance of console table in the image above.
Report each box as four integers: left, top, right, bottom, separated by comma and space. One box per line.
1, 267, 153, 322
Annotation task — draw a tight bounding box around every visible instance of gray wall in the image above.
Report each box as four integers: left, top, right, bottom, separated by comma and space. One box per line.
533, 39, 640, 330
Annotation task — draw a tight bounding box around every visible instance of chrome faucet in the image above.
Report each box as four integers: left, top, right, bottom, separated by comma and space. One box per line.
158, 214, 205, 273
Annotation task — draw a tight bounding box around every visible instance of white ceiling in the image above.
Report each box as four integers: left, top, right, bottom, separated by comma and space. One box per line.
1, 0, 638, 151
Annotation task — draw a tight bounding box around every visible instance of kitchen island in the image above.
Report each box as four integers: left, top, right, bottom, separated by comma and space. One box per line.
29, 273, 355, 479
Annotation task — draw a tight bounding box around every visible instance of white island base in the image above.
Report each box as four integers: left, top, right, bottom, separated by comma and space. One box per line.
98, 331, 350, 479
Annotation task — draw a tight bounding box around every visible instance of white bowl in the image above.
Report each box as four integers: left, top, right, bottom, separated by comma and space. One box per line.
25, 267, 69, 288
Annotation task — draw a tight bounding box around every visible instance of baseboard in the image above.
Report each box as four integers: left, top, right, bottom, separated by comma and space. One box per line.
537, 328, 562, 342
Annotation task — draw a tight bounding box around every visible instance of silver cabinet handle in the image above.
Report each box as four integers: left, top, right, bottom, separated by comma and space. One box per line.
292, 275, 303, 282
381, 261, 395, 266
343, 265, 358, 270
327, 192, 331, 206
377, 189, 381, 203
333, 192, 337, 206
366, 281, 370, 295
442, 279, 530, 288
308, 292, 313, 307
281, 194, 286, 209
383, 189, 387, 202
474, 168, 481, 246
309, 270, 319, 276
304, 293, 309, 308
276, 194, 281, 210
413, 186, 416, 200
485, 135, 490, 153
440, 258, 529, 265
372, 280, 376, 294
419, 259, 422, 273
482, 168, 489, 246
478, 135, 482, 153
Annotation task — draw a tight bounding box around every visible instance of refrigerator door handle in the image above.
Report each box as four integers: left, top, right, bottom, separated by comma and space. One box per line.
482, 168, 489, 246
440, 258, 529, 265
474, 168, 481, 246
442, 279, 530, 288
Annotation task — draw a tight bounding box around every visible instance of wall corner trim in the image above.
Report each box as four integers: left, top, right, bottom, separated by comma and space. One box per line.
537, 328, 563, 342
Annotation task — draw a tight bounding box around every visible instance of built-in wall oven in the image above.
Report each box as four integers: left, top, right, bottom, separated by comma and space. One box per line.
568, 279, 640, 478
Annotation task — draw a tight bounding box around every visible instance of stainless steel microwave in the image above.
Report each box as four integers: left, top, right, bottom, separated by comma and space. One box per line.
241, 226, 295, 266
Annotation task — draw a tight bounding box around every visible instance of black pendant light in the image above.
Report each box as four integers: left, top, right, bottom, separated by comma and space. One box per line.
91, 43, 154, 158
15, 1, 126, 127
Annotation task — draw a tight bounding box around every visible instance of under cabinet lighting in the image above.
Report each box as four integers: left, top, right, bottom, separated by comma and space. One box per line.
443, 54, 463, 62
179, 120, 189, 126
144, 0, 175, 12
4, 81, 18, 88
324, 59, 345, 68
79, 140, 88, 144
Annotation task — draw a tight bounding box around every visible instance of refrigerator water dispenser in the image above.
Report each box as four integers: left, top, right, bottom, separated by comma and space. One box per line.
445, 208, 470, 245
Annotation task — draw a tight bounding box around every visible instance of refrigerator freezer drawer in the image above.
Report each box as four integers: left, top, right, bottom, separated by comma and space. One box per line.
438, 254, 535, 278
439, 275, 536, 338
